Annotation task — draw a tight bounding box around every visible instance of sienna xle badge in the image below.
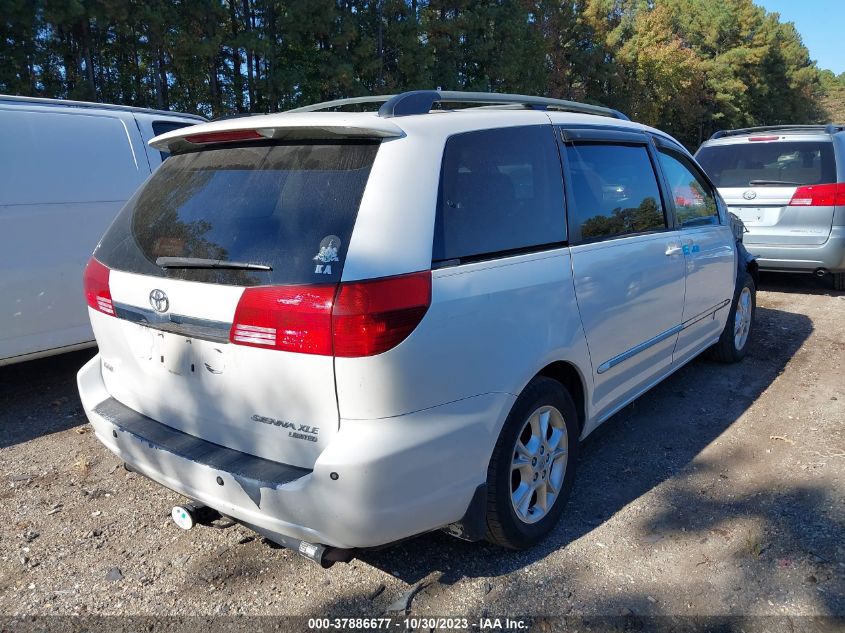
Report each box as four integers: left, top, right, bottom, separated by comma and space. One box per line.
78, 90, 758, 566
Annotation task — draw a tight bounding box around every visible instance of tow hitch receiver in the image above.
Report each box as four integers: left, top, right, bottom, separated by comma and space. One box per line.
171, 502, 221, 530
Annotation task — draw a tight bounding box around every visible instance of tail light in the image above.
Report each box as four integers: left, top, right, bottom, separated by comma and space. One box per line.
789, 183, 845, 207
229, 271, 431, 357
332, 271, 432, 357
230, 285, 335, 355
83, 258, 114, 316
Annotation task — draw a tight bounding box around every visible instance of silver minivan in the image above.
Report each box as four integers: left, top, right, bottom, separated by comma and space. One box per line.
0, 95, 203, 366
696, 125, 845, 290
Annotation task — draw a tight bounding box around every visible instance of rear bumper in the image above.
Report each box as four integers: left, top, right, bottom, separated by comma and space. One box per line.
745, 227, 845, 273
77, 354, 514, 549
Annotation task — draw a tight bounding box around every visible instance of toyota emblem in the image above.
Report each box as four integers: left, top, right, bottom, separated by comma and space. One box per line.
149, 289, 169, 313
742, 190, 757, 200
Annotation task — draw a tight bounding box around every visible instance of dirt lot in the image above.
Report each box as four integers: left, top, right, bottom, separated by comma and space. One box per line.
1, 273, 843, 625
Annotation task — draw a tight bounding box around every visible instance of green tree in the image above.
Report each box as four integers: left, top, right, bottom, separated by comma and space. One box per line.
423, 1, 545, 94
1, 0, 839, 148
820, 70, 845, 122
615, 4, 707, 140
0, 0, 42, 95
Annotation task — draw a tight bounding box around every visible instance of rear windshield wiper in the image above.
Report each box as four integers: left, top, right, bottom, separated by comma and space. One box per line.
747, 179, 800, 186
156, 256, 272, 271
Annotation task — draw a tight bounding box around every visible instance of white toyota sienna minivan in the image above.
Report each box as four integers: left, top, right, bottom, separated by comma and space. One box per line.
78, 91, 758, 566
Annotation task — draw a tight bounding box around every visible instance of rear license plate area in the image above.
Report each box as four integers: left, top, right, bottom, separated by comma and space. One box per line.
153, 331, 195, 376
730, 206, 781, 226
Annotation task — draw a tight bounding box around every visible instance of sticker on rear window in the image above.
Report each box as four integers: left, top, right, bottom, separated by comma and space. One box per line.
313, 235, 341, 275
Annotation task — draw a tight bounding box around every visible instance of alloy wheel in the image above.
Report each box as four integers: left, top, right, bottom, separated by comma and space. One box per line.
734, 286, 752, 351
510, 405, 568, 524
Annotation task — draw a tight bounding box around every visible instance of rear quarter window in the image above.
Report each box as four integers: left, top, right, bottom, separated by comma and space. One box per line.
433, 125, 566, 263
696, 140, 836, 188
95, 140, 379, 286
152, 120, 193, 137
152, 120, 195, 161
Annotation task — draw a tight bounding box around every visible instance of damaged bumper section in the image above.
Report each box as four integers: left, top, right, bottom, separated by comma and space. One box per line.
77, 354, 513, 556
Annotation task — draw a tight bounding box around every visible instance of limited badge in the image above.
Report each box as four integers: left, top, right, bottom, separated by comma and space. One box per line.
313, 235, 341, 275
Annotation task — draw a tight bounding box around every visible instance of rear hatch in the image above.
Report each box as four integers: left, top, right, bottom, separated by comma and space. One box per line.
87, 137, 380, 469
696, 136, 838, 246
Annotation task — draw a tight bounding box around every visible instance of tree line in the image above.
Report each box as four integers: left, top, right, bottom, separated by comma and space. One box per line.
2, 0, 844, 149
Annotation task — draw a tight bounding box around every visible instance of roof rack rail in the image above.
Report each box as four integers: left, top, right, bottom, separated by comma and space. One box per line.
709, 124, 842, 140
286, 95, 396, 114
286, 90, 629, 121
0, 93, 206, 121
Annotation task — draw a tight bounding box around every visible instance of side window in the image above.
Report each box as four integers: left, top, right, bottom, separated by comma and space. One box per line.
152, 120, 192, 136
564, 143, 666, 242
152, 120, 194, 161
657, 150, 719, 228
433, 125, 566, 263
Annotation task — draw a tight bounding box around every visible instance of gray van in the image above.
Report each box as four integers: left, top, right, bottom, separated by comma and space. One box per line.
0, 95, 203, 366
696, 125, 845, 290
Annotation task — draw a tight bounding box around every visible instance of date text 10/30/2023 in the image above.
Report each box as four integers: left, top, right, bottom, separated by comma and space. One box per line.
307, 617, 529, 630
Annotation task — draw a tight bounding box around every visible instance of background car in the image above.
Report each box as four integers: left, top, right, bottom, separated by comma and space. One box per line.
696, 124, 845, 290
0, 95, 204, 366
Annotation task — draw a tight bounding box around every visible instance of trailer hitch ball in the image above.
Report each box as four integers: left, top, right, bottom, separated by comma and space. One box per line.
171, 502, 203, 530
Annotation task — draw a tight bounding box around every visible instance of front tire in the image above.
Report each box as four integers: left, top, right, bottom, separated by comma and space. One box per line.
709, 272, 755, 363
485, 377, 579, 550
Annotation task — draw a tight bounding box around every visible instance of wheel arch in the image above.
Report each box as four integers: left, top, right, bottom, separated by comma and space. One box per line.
450, 359, 589, 544
747, 258, 759, 287
534, 360, 587, 435
737, 240, 759, 288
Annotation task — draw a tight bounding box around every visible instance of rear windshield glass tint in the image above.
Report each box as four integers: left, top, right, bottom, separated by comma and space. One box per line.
95, 141, 379, 286
696, 141, 836, 188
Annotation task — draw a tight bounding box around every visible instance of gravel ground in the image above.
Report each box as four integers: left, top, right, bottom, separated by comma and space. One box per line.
1, 273, 843, 624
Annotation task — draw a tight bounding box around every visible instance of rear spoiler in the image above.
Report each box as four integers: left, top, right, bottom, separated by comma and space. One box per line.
149, 112, 404, 153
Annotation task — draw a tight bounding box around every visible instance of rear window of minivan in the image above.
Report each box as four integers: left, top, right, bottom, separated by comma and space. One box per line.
696, 140, 836, 188
95, 141, 379, 286
433, 125, 566, 263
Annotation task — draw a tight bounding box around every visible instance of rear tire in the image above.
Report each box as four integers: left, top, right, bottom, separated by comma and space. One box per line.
485, 377, 579, 550
833, 272, 845, 291
709, 272, 755, 363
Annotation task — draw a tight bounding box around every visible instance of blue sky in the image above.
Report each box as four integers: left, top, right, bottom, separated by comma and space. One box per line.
758, 1, 844, 74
